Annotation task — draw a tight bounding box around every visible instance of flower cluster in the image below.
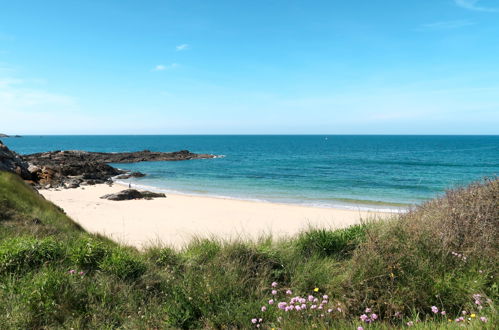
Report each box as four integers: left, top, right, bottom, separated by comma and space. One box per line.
451, 251, 467, 261
252, 282, 345, 327
405, 299, 489, 326
359, 308, 378, 324
68, 269, 85, 276
253, 283, 491, 328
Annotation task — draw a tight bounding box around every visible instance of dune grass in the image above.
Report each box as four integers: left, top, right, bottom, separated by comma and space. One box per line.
0, 171, 497, 328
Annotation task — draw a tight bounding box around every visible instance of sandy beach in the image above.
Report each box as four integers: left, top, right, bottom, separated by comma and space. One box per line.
40, 183, 391, 249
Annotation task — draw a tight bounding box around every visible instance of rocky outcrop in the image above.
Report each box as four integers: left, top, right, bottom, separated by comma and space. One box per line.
100, 189, 166, 201
0, 140, 32, 180
22, 149, 215, 189
24, 149, 215, 164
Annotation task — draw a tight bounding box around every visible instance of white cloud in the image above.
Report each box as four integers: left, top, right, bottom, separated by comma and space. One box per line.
176, 44, 189, 51
454, 0, 499, 12
420, 19, 475, 30
0, 77, 75, 113
152, 63, 179, 71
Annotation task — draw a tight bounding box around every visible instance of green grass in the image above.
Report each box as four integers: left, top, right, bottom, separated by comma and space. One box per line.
0, 171, 497, 329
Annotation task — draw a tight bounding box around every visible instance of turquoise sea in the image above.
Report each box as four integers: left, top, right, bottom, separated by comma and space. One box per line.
4, 135, 498, 211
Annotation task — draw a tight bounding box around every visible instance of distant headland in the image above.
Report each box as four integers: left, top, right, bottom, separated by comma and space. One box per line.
0, 133, 22, 138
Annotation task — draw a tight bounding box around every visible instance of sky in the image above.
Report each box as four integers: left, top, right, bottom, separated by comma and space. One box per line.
0, 0, 498, 135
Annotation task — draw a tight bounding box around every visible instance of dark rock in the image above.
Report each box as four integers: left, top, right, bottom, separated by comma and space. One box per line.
22, 149, 215, 189
0, 140, 32, 180
100, 189, 166, 201
114, 171, 146, 180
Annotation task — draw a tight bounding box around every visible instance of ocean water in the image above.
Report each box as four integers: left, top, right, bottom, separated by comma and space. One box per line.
4, 135, 498, 211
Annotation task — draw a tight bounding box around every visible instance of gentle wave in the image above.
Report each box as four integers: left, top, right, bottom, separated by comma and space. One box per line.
112, 177, 406, 213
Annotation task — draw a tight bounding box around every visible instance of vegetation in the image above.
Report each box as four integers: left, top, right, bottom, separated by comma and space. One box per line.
0, 170, 497, 329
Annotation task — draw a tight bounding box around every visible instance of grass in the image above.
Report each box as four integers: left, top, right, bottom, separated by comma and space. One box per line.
0, 170, 497, 329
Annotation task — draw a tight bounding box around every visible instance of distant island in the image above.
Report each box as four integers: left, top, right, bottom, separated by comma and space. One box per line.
0, 133, 21, 138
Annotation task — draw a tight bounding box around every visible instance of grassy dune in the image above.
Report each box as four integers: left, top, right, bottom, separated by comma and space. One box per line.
0, 171, 497, 329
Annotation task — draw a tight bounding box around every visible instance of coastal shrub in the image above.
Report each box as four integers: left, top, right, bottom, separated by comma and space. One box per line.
70, 236, 109, 270
295, 224, 369, 259
342, 179, 499, 318
0, 237, 63, 273
100, 248, 146, 280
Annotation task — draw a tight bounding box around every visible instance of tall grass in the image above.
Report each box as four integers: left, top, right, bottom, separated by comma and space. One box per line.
0, 171, 497, 328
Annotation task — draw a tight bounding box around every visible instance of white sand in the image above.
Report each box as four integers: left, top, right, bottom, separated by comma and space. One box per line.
40, 184, 391, 249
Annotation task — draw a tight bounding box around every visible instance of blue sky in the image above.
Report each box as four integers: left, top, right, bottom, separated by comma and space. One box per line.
1, 0, 498, 134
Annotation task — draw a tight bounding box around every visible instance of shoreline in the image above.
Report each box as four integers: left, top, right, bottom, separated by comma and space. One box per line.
40, 183, 392, 249
114, 179, 409, 213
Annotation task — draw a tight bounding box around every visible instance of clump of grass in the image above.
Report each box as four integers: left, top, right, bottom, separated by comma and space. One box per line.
296, 224, 369, 259
100, 247, 146, 280
69, 236, 109, 270
0, 236, 63, 274
342, 178, 499, 318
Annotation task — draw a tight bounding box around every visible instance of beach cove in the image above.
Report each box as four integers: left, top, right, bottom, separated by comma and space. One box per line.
40, 183, 390, 249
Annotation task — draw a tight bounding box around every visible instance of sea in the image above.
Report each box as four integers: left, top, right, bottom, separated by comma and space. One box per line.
4, 135, 498, 212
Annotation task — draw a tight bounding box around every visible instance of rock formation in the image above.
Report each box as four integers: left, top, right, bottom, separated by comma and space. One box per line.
0, 140, 32, 180
22, 149, 215, 189
100, 189, 166, 201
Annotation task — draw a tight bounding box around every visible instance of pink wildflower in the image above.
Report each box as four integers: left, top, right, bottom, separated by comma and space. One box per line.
358, 327, 364, 330
259, 318, 262, 322
79, 271, 85, 275
440, 311, 446, 315
475, 300, 481, 305
313, 298, 319, 303
337, 307, 342, 312
308, 295, 314, 302
286, 289, 292, 295
480, 316, 488, 323
268, 299, 274, 305
431, 306, 438, 313
277, 302, 287, 310
261, 306, 266, 312
68, 269, 76, 274
461, 310, 467, 315
323, 294, 329, 300
251, 318, 257, 324
371, 313, 378, 320
311, 305, 317, 310
271, 290, 277, 295
359, 314, 369, 322
327, 308, 333, 313
365, 308, 372, 313
301, 304, 307, 309
295, 305, 301, 311
271, 281, 278, 288
406, 321, 414, 326
322, 300, 328, 304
